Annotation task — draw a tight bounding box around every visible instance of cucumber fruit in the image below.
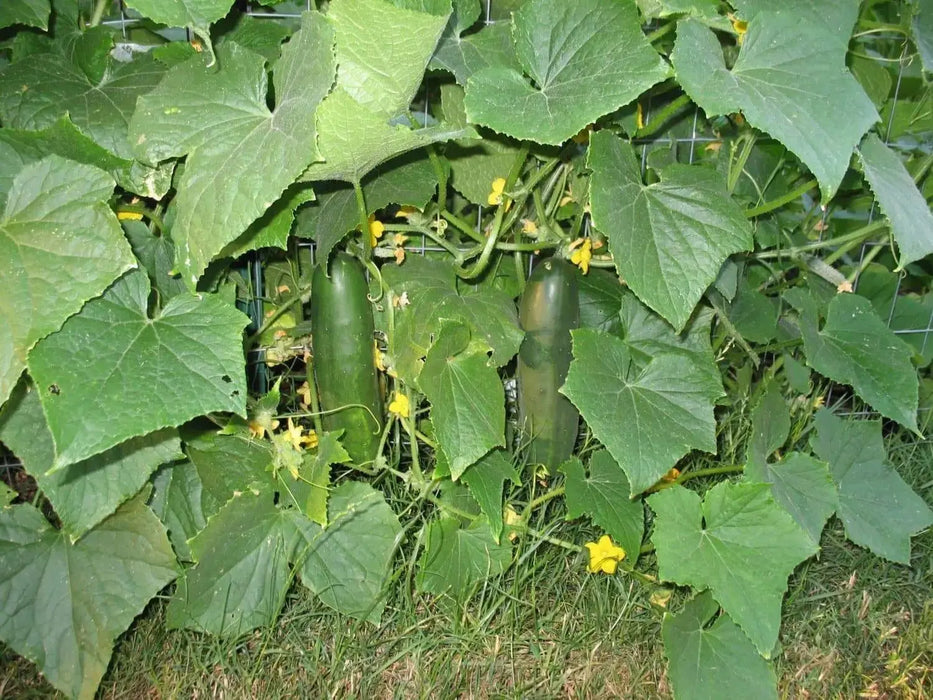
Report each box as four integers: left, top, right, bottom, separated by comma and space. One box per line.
516, 258, 580, 470
309, 251, 383, 465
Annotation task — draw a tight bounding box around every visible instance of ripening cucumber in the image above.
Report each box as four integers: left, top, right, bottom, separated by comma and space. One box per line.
309, 252, 383, 465
516, 258, 580, 470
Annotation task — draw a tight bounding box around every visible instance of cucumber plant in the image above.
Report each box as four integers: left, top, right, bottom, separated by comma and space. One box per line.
0, 1, 932, 698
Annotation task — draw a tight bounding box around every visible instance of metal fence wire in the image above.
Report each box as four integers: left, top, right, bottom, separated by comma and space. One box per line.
1, 1, 931, 480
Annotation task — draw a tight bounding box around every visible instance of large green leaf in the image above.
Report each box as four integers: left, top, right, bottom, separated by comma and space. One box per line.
0, 495, 177, 700
561, 329, 722, 496
812, 410, 933, 564
460, 448, 520, 543
291, 481, 403, 624
0, 114, 173, 200
166, 489, 292, 636
28, 270, 249, 469
560, 450, 644, 563
328, 0, 451, 118
799, 292, 918, 432
0, 0, 50, 30
588, 132, 754, 332
0, 156, 135, 407
183, 429, 274, 517
417, 516, 512, 598
745, 452, 837, 546
0, 381, 181, 539
671, 3, 878, 199
301, 88, 474, 184
662, 592, 778, 700
419, 322, 505, 479
858, 133, 933, 269
649, 482, 818, 656
463, 0, 668, 144
124, 0, 233, 50
381, 255, 523, 383
130, 14, 335, 288
0, 50, 166, 162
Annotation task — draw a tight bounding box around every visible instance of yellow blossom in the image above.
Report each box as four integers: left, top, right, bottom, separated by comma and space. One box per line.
297, 381, 314, 409
397, 205, 420, 219
521, 219, 538, 235
660, 467, 681, 483
388, 391, 410, 419
570, 238, 593, 274
393, 233, 408, 264
117, 210, 143, 221
280, 417, 317, 452
705, 141, 723, 154
374, 340, 386, 372
248, 417, 279, 440
584, 534, 626, 574
276, 284, 291, 294
487, 177, 507, 206
729, 13, 748, 44
836, 280, 853, 293
368, 214, 385, 248
812, 395, 826, 409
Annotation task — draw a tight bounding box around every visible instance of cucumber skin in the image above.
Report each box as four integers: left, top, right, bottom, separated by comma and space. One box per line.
517, 258, 580, 470
310, 252, 383, 465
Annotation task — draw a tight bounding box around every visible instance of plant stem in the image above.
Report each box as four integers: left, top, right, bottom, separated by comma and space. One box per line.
677, 465, 744, 484
353, 179, 371, 261
88, 0, 109, 26
521, 485, 565, 520
458, 142, 530, 280
754, 221, 887, 260
745, 178, 819, 218
383, 223, 466, 261
635, 94, 692, 139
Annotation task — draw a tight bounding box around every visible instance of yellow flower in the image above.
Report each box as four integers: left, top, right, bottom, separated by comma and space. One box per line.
584, 534, 626, 574
397, 205, 420, 219
368, 214, 385, 248
487, 177, 507, 206
729, 14, 748, 44
660, 467, 681, 483
374, 340, 386, 372
521, 219, 538, 235
297, 381, 314, 409
388, 391, 410, 419
117, 210, 143, 221
570, 238, 592, 274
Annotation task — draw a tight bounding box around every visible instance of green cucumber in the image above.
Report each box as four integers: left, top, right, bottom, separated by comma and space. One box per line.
309, 252, 383, 465
516, 258, 580, 470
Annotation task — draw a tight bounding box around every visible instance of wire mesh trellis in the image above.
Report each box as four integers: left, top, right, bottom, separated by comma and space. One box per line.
1, 0, 931, 481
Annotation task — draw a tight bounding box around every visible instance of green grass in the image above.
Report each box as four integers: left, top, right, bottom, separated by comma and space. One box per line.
2, 435, 931, 699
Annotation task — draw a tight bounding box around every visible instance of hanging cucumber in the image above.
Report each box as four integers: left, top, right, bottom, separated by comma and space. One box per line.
516, 258, 580, 470
309, 251, 383, 466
